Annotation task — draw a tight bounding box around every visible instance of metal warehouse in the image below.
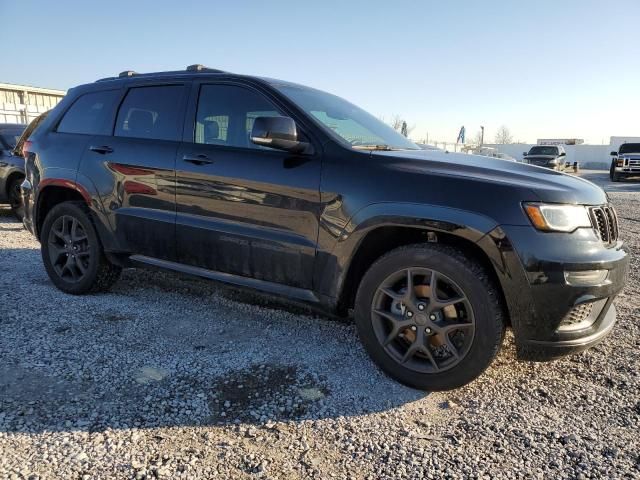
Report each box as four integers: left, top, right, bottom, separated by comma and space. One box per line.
0, 83, 66, 124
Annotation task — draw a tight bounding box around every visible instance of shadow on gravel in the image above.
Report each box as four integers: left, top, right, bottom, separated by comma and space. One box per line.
0, 240, 427, 434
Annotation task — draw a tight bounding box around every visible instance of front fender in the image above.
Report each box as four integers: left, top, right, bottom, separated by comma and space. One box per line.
313, 202, 499, 301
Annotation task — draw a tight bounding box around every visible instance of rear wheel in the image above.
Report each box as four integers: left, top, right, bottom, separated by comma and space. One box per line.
8, 175, 25, 221
354, 244, 505, 390
41, 201, 122, 294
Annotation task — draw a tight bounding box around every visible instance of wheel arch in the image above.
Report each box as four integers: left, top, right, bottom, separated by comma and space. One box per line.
34, 178, 122, 250
319, 203, 507, 318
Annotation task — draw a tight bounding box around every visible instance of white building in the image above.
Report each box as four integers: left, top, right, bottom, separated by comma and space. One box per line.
0, 83, 66, 125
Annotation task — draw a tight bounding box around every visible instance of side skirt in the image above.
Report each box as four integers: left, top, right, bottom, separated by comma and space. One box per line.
129, 254, 320, 304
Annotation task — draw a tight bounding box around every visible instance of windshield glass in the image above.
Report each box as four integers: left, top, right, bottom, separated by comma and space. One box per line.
0, 128, 25, 149
274, 84, 419, 150
528, 146, 559, 156
619, 143, 640, 154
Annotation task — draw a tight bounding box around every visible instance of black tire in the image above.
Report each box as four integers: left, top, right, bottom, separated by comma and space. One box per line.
41, 201, 122, 294
612, 172, 621, 182
354, 243, 505, 391
8, 175, 25, 221
609, 162, 615, 181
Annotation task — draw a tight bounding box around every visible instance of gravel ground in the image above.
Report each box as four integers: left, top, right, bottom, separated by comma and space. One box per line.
0, 192, 639, 479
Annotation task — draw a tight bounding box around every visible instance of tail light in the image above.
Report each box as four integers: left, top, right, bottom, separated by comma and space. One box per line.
22, 140, 33, 157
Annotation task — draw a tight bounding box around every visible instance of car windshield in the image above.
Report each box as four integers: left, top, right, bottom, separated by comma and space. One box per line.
0, 128, 25, 149
528, 146, 559, 155
619, 143, 640, 154
274, 84, 419, 151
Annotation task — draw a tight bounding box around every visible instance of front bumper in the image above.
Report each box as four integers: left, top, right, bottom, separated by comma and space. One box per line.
482, 224, 629, 361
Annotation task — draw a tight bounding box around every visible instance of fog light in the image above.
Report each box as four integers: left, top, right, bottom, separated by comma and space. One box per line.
564, 270, 608, 286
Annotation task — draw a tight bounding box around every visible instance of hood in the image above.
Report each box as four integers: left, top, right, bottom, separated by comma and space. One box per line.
372, 149, 607, 205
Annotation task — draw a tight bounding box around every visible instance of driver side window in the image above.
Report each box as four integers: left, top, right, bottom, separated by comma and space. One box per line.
195, 85, 282, 149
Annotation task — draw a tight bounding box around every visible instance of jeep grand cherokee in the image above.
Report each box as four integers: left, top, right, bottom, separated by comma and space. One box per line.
20, 65, 629, 390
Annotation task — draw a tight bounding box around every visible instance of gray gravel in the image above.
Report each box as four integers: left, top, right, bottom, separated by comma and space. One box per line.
0, 192, 638, 479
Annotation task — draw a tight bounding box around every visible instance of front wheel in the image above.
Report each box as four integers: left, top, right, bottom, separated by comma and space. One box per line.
354, 244, 505, 390
8, 175, 25, 221
41, 201, 122, 294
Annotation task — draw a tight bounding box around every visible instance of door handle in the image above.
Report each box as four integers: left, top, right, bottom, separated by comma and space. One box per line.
89, 145, 114, 154
183, 154, 213, 165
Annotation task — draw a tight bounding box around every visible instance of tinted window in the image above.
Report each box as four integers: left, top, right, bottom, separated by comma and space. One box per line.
57, 90, 118, 135
619, 143, 640, 154
195, 85, 281, 149
115, 86, 185, 141
528, 146, 559, 156
0, 127, 24, 149
275, 84, 419, 150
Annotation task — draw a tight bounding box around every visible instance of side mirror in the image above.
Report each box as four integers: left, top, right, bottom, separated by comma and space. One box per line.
559, 152, 566, 157
523, 152, 528, 157
610, 151, 618, 156
251, 116, 309, 153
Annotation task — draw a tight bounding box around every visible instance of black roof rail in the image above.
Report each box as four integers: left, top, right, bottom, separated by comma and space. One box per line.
186, 64, 226, 73
95, 66, 228, 83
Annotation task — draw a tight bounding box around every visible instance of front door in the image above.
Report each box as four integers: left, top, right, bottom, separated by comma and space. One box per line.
175, 82, 321, 289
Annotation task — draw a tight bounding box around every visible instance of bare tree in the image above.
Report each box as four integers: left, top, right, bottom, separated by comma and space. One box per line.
389, 115, 404, 131
494, 125, 514, 144
388, 115, 415, 137
470, 130, 483, 146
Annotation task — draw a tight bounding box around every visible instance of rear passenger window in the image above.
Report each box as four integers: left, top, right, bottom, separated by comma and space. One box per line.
57, 90, 118, 135
115, 86, 185, 141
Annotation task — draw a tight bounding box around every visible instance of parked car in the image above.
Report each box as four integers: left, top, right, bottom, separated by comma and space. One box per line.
609, 143, 640, 182
416, 144, 443, 151
523, 145, 571, 171
472, 147, 517, 162
20, 66, 629, 390
0, 123, 27, 219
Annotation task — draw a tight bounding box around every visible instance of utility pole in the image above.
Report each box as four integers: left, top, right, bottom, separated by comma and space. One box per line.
480, 126, 485, 146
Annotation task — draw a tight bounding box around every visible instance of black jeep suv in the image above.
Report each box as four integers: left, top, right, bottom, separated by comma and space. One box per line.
21, 65, 629, 390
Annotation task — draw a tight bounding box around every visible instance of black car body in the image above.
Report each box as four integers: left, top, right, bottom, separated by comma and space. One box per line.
524, 145, 570, 171
609, 143, 640, 181
0, 123, 27, 217
20, 66, 629, 389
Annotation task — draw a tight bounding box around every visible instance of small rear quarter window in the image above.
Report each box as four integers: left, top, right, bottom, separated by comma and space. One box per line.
57, 90, 119, 135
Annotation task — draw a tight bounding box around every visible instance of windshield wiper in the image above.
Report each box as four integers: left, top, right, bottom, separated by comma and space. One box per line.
352, 144, 396, 151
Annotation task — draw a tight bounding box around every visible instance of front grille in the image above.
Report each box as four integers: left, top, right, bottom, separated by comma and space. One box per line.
589, 205, 619, 245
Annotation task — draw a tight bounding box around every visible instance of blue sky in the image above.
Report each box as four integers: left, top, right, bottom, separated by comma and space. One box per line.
2, 0, 638, 144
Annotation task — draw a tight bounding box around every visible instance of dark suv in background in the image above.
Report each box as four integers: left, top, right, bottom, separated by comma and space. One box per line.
523, 145, 572, 171
21, 66, 629, 390
0, 123, 27, 218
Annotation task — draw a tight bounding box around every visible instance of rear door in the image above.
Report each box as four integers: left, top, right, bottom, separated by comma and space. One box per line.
80, 83, 189, 260
175, 81, 321, 289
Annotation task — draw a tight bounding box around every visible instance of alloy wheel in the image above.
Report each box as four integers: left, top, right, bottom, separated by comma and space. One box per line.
371, 267, 475, 373
47, 215, 91, 282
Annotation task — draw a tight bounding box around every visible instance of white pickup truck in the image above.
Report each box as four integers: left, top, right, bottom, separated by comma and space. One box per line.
610, 143, 640, 181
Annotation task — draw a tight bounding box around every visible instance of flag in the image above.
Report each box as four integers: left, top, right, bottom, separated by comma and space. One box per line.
457, 126, 465, 144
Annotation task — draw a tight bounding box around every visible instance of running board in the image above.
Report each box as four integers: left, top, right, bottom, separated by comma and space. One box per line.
129, 255, 320, 303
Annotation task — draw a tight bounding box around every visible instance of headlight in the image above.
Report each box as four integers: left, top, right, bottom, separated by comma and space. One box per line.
523, 203, 592, 232
548, 158, 559, 164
